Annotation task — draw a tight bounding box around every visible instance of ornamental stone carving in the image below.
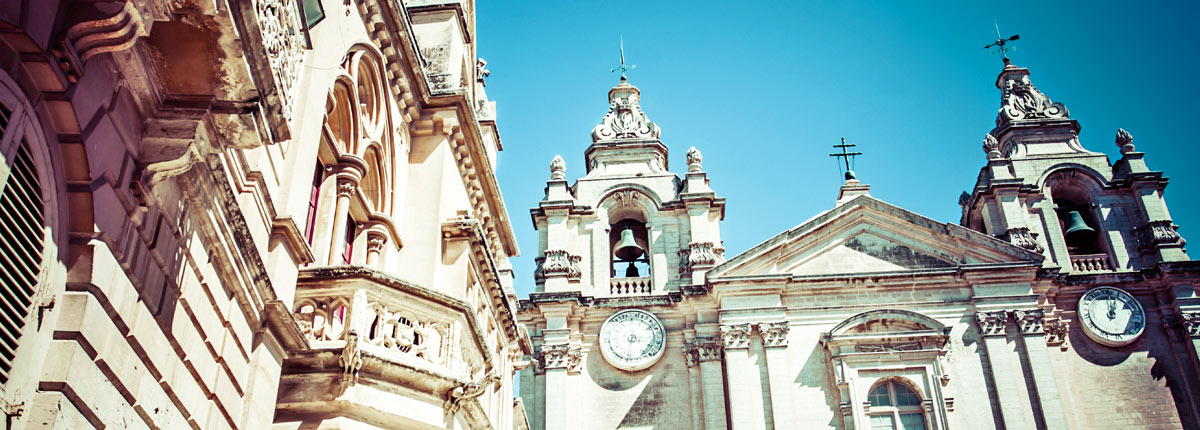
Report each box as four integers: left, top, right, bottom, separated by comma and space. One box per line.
677, 248, 692, 276
251, 0, 306, 122
614, 190, 640, 208
1044, 319, 1069, 348
367, 236, 387, 253
1182, 313, 1200, 338
591, 81, 661, 142
688, 242, 723, 267
686, 147, 703, 172
1137, 220, 1186, 249
854, 342, 921, 353
340, 330, 363, 388
720, 323, 753, 349
982, 134, 1001, 160
758, 321, 790, 348
539, 344, 581, 371
445, 371, 499, 414
540, 250, 581, 280
550, 155, 565, 180
66, 1, 147, 64
1002, 227, 1045, 254
1012, 309, 1045, 335
996, 68, 1069, 126
337, 181, 357, 197
682, 342, 700, 367
693, 337, 724, 362
475, 58, 490, 86
1116, 128, 1135, 153
976, 311, 1008, 337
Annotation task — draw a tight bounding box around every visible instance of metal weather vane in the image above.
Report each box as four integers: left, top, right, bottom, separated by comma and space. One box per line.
984, 19, 1020, 65
830, 137, 863, 181
610, 36, 636, 81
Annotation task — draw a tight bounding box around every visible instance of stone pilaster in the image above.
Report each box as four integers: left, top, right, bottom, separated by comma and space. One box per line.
721, 323, 765, 429
683, 340, 705, 430
758, 321, 794, 429
540, 343, 574, 430
695, 337, 727, 430
976, 310, 1031, 430
1011, 309, 1069, 430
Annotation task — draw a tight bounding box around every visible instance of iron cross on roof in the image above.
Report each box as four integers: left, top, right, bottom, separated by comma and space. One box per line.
610, 36, 636, 81
830, 137, 862, 181
984, 20, 1020, 64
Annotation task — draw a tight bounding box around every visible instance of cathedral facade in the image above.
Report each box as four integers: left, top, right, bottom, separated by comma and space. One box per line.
0, 0, 528, 429
516, 65, 1200, 429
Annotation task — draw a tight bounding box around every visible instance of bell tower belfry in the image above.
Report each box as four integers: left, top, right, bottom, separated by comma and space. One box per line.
531, 77, 725, 296
960, 61, 1189, 273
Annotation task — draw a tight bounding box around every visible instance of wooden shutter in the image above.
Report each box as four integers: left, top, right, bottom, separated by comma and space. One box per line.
0, 112, 45, 383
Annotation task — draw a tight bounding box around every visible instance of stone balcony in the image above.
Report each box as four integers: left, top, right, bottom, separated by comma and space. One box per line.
276, 266, 498, 429
610, 276, 652, 296
1070, 253, 1113, 273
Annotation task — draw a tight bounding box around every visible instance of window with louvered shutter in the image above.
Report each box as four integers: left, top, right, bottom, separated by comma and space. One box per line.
0, 103, 44, 384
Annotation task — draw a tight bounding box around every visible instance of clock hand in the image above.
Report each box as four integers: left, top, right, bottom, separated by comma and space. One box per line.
1107, 298, 1116, 320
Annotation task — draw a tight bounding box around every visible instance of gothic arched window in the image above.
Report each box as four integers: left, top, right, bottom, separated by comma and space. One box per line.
867, 380, 927, 430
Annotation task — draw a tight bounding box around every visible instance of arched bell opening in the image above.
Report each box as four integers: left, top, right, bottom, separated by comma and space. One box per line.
610, 219, 650, 278
1049, 176, 1105, 256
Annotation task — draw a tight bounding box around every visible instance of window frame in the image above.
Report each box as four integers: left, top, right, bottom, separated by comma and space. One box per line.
866, 380, 928, 430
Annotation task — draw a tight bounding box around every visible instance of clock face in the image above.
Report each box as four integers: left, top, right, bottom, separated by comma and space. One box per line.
1078, 287, 1146, 347
599, 309, 666, 371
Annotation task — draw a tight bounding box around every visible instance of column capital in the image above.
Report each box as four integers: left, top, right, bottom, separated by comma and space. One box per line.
720, 323, 752, 349
336, 180, 358, 197
1011, 309, 1045, 335
757, 321, 790, 348
693, 336, 724, 362
975, 310, 1009, 337
538, 343, 582, 372
682, 342, 700, 367
1044, 319, 1069, 349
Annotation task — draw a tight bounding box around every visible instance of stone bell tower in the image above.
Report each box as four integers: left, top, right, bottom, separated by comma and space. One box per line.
531, 77, 725, 296
960, 60, 1189, 273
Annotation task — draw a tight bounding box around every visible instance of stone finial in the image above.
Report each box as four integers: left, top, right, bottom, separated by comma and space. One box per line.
549, 155, 565, 180
982, 134, 1001, 160
958, 191, 971, 209
686, 147, 703, 172
1116, 128, 1135, 153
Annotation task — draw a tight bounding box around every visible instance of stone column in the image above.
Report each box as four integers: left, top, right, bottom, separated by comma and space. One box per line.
541, 343, 571, 430
696, 337, 728, 430
683, 340, 705, 430
759, 322, 794, 429
327, 178, 357, 265
976, 310, 1031, 430
365, 232, 386, 267
1011, 309, 1069, 429
722, 323, 766, 429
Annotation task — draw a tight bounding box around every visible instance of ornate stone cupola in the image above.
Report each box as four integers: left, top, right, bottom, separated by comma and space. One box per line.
529, 78, 725, 296
961, 62, 1188, 273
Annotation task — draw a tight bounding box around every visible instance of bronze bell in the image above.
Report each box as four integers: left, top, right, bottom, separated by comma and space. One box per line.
1062, 210, 1095, 239
614, 227, 644, 261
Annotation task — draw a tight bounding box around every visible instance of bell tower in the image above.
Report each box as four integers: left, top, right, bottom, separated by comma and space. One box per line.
531, 76, 725, 296
960, 61, 1188, 273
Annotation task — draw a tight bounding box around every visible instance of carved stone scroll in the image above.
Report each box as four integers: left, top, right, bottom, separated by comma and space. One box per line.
720, 323, 752, 349
996, 68, 1069, 126
1011, 309, 1045, 335
65, 1, 148, 63
693, 337, 724, 362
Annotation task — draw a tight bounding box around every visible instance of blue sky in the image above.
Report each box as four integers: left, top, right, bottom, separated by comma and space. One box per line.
476, 1, 1200, 298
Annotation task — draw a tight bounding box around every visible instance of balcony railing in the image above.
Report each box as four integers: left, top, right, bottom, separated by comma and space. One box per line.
610, 276, 651, 296
1070, 253, 1112, 273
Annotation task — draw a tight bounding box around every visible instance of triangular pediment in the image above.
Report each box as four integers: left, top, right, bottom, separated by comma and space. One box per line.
709, 196, 1042, 280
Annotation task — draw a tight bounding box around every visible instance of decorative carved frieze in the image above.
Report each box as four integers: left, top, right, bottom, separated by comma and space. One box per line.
550, 155, 566, 180
540, 250, 581, 280
614, 190, 640, 208
693, 337, 724, 362
1044, 319, 1069, 349
975, 311, 1008, 337
1012, 309, 1045, 335
1136, 220, 1186, 249
1001, 227, 1044, 254
686, 147, 703, 172
996, 68, 1069, 125
855, 342, 921, 353
65, 1, 147, 64
591, 82, 661, 142
444, 371, 500, 414
720, 323, 753, 349
252, 0, 305, 122
758, 321, 790, 348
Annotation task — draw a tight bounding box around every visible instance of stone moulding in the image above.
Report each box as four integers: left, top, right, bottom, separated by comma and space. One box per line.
65, 1, 148, 64
441, 217, 523, 341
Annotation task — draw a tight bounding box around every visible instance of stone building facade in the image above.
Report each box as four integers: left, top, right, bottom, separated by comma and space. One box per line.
517, 64, 1200, 429
0, 0, 529, 429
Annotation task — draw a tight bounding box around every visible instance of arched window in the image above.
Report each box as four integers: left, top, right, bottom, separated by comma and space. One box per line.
610, 219, 649, 278
867, 380, 927, 430
1047, 170, 1111, 271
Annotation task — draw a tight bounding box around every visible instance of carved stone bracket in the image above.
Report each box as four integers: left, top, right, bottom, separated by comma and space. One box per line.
1001, 227, 1044, 254
65, 1, 148, 65
444, 371, 500, 414
720, 323, 752, 349
1136, 220, 1186, 250
975, 311, 1008, 337
693, 337, 724, 362
1011, 309, 1045, 335
540, 250, 581, 281
758, 321, 790, 348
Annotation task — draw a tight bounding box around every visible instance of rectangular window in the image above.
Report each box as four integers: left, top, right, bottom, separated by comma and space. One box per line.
899, 413, 925, 430
342, 219, 355, 264
300, 0, 325, 28
304, 162, 323, 245
870, 414, 896, 430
